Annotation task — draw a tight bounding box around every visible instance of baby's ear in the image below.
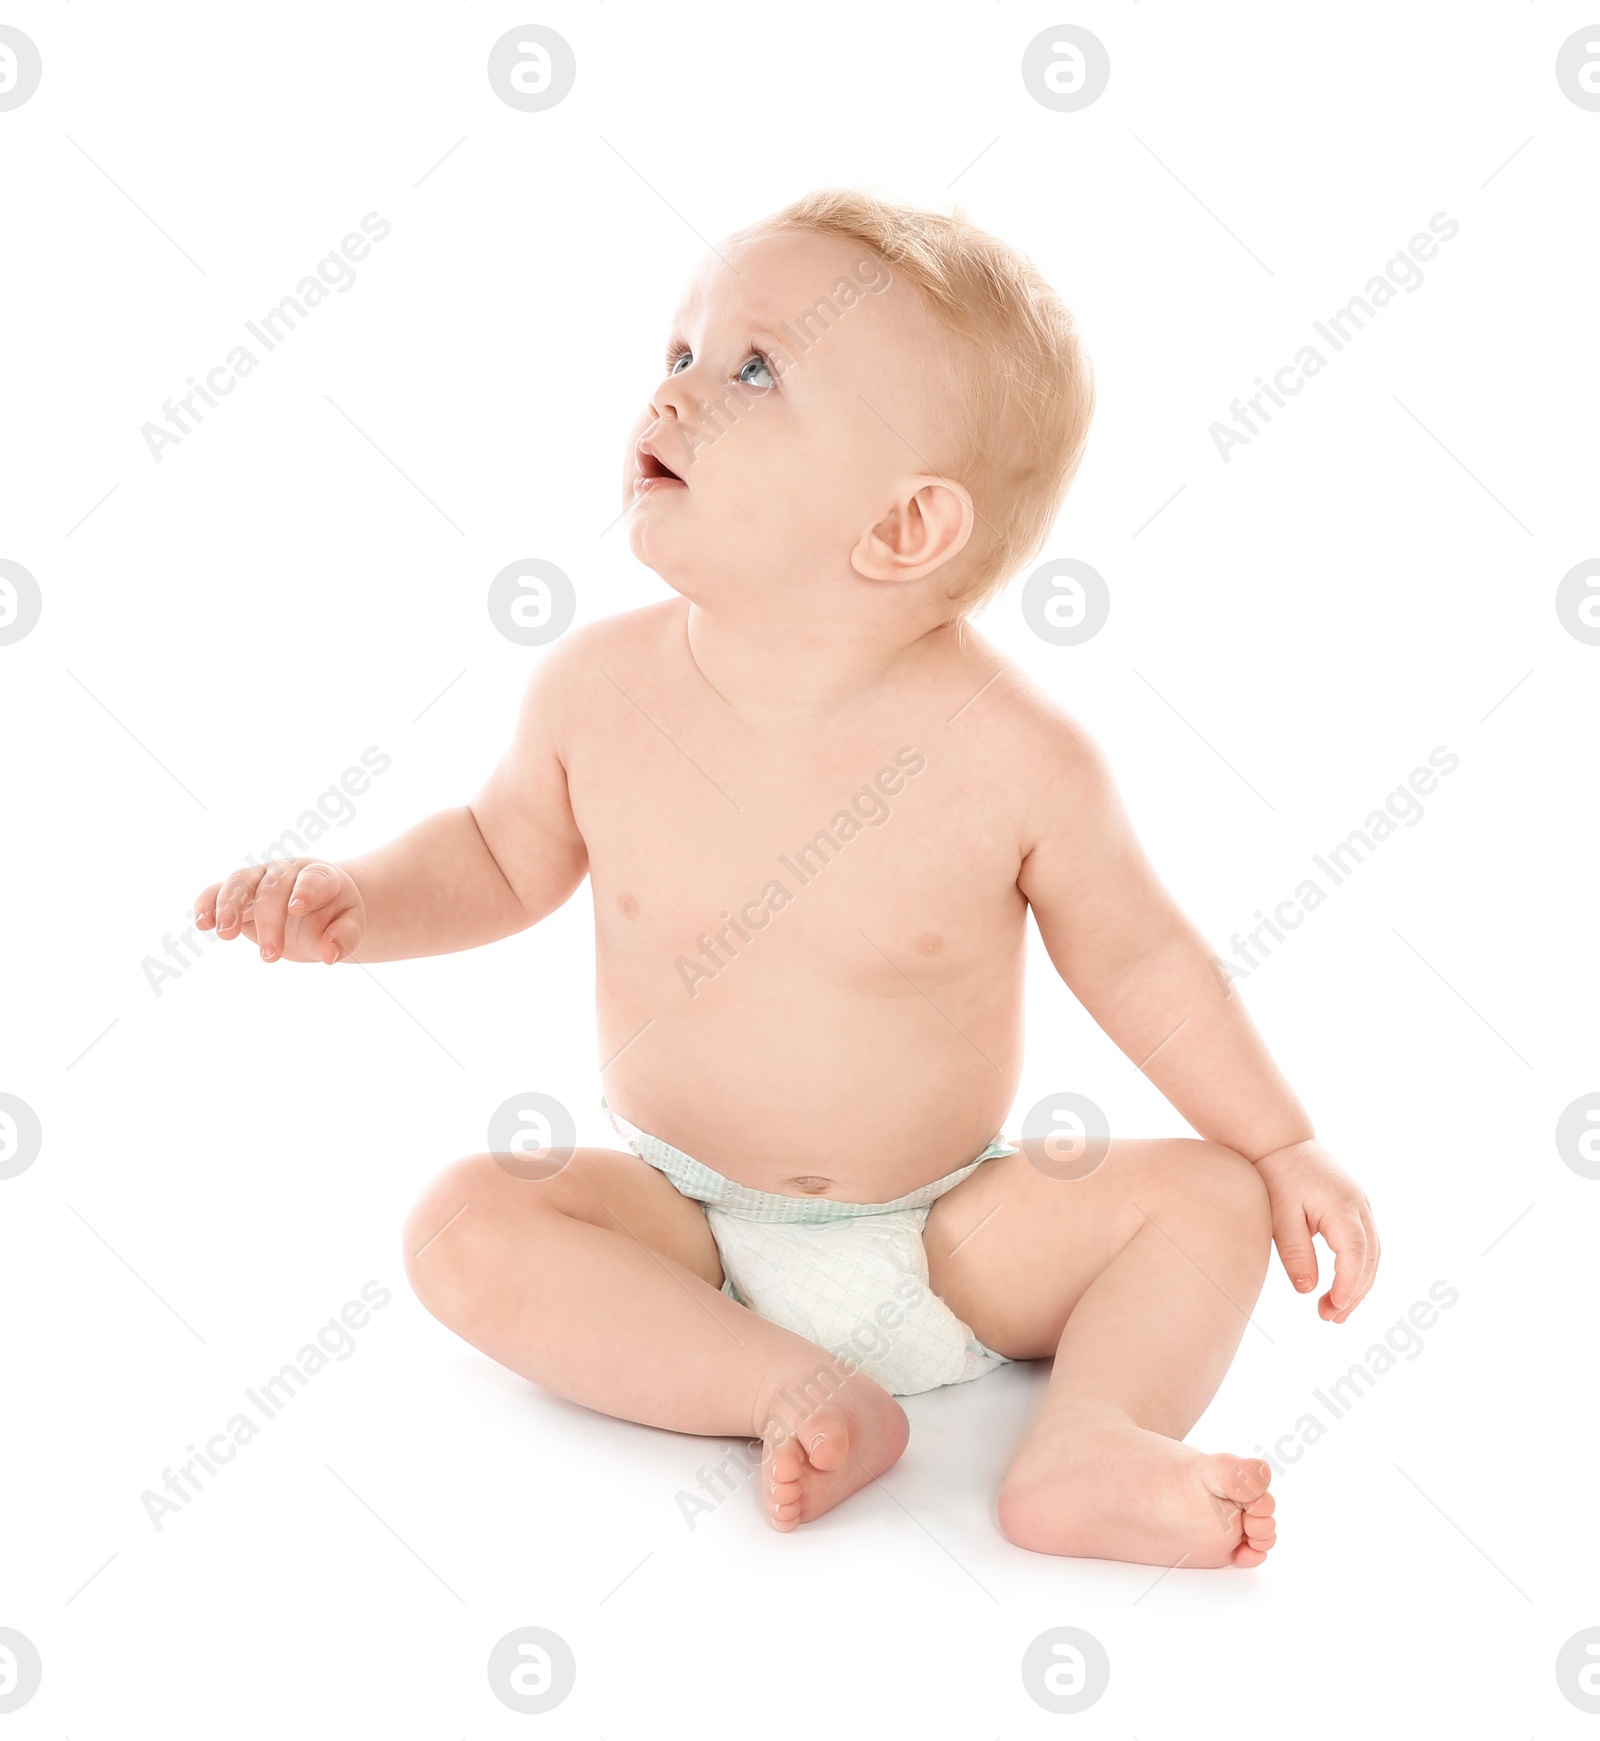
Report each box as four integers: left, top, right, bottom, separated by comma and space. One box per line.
851, 476, 974, 584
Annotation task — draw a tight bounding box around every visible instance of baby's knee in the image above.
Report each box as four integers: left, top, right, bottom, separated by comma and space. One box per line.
1163, 1141, 1271, 1243
401, 1153, 519, 1324
1208, 1143, 1271, 1251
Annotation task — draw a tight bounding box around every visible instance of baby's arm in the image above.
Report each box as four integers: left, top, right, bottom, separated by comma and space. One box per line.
194, 643, 587, 966
1016, 710, 1379, 1320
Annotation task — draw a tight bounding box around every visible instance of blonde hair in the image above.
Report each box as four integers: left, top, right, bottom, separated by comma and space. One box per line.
761, 188, 1095, 613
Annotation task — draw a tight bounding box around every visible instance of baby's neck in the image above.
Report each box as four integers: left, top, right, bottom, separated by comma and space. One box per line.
682, 600, 958, 719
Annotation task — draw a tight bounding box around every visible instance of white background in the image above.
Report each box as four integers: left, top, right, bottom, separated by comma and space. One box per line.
2, 2, 1597, 1733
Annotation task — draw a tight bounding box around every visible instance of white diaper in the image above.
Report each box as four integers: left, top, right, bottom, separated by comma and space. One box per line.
705, 1204, 1010, 1396
604, 1102, 1014, 1397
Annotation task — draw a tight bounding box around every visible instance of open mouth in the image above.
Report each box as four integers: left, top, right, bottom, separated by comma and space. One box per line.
636, 440, 686, 489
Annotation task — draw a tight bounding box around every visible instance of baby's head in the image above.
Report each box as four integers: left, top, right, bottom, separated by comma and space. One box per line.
623, 189, 1094, 628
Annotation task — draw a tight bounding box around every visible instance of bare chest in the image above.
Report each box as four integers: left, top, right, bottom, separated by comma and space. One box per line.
567, 711, 1023, 996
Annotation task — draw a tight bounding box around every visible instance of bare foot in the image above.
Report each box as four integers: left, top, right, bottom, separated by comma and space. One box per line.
755, 1360, 909, 1531
998, 1415, 1276, 1567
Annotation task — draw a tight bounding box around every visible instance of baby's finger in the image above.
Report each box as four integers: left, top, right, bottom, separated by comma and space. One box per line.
287, 862, 341, 919
194, 882, 222, 930
1352, 1202, 1381, 1305
314, 909, 362, 965
1338, 1203, 1381, 1315
1317, 1209, 1367, 1320
249, 861, 299, 962
213, 867, 267, 939
1269, 1200, 1318, 1296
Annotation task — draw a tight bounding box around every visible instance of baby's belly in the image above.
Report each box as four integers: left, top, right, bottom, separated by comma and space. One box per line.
597, 950, 1025, 1202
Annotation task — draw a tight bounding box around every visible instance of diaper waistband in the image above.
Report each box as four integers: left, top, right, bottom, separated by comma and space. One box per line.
601, 1099, 1016, 1225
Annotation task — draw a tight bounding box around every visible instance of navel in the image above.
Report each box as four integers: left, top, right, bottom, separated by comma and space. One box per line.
789, 1176, 833, 1195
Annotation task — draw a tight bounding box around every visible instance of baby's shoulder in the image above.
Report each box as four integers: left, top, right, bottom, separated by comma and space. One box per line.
950, 629, 1103, 775
557, 598, 683, 664
945, 635, 1122, 849
526, 599, 685, 699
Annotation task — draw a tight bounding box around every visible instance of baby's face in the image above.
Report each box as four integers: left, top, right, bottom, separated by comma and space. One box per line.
623, 228, 960, 614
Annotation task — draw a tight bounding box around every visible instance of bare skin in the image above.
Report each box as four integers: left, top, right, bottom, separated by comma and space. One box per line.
195, 223, 1379, 1566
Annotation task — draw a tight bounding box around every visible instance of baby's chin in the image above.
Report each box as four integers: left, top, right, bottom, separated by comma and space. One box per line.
624, 514, 697, 594
631, 558, 744, 615
625, 511, 751, 604
625, 503, 843, 614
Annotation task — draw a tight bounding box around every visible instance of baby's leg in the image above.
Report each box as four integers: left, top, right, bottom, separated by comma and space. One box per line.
403, 1149, 908, 1528
925, 1138, 1275, 1567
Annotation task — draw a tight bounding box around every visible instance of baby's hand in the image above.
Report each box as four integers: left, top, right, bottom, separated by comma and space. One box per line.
1253, 1139, 1379, 1323
194, 859, 365, 965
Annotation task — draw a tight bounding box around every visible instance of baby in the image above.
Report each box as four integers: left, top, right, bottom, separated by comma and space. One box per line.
195, 190, 1379, 1568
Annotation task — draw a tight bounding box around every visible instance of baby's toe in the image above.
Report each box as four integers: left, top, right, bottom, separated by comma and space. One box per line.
1205, 1454, 1272, 1505
802, 1408, 852, 1473
766, 1442, 805, 1484
767, 1466, 802, 1506
1239, 1495, 1277, 1561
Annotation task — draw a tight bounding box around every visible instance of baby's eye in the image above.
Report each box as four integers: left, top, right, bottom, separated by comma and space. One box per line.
669, 351, 692, 376
738, 354, 775, 390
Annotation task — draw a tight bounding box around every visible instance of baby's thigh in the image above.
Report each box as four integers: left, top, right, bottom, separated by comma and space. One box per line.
403, 1146, 723, 1310
924, 1137, 1241, 1357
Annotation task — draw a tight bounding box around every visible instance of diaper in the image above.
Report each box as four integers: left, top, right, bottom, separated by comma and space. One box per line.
605, 1104, 1016, 1397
